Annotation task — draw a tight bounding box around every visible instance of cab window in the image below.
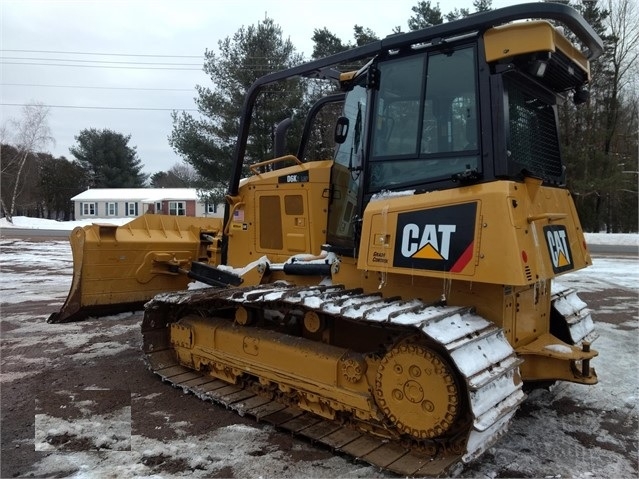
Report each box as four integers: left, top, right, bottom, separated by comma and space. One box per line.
327, 83, 367, 250
368, 46, 479, 191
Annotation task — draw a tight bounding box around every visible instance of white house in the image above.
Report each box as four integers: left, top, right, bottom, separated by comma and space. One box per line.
71, 188, 225, 220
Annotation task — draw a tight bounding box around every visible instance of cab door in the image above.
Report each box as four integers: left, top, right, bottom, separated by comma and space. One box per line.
326, 82, 367, 253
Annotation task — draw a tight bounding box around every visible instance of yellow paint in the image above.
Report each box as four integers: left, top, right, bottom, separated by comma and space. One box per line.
484, 21, 589, 78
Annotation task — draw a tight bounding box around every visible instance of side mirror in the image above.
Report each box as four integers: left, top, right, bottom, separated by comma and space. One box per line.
334, 116, 349, 144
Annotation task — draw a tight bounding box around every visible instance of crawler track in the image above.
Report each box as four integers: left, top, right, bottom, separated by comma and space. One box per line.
551, 285, 598, 344
142, 283, 525, 477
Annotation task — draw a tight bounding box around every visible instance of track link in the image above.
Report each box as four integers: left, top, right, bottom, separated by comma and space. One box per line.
142, 283, 525, 477
551, 284, 598, 344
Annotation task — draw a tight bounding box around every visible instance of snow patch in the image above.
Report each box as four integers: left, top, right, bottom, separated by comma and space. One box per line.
0, 371, 38, 383
370, 189, 416, 201
35, 406, 131, 452
545, 344, 574, 354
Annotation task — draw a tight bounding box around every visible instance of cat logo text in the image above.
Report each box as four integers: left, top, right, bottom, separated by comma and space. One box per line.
401, 224, 457, 260
544, 225, 574, 273
393, 203, 477, 273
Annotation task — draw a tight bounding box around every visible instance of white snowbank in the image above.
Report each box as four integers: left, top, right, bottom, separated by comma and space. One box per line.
1, 216, 637, 246
0, 216, 131, 230
583, 232, 638, 246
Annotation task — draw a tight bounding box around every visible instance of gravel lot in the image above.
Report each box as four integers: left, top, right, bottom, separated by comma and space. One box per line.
1, 238, 637, 478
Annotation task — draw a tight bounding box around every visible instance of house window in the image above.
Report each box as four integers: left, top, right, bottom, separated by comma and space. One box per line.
206, 202, 218, 214
169, 201, 186, 216
82, 202, 96, 216
155, 202, 162, 214
125, 202, 138, 216
106, 202, 117, 216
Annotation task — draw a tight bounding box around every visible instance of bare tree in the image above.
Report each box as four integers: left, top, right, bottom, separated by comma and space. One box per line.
608, 0, 638, 87
1, 102, 53, 222
603, 0, 639, 154
169, 162, 200, 185
150, 162, 201, 188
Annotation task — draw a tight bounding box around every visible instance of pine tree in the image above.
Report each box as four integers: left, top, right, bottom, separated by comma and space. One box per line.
70, 128, 147, 188
169, 17, 305, 201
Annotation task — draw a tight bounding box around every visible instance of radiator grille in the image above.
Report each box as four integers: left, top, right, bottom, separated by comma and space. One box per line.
507, 80, 562, 179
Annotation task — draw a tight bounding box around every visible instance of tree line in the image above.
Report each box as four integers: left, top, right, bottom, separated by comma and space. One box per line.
1, 114, 148, 221
0, 113, 201, 221
2, 0, 637, 231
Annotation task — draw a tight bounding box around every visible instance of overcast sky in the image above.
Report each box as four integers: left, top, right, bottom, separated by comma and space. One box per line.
1, 0, 524, 176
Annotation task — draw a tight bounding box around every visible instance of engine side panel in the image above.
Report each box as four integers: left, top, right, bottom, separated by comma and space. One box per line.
225, 160, 332, 267
358, 180, 591, 286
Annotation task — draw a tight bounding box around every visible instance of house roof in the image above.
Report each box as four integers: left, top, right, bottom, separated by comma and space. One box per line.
71, 188, 201, 202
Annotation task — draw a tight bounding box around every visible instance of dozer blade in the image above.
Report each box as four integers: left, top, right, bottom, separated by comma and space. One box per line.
48, 214, 223, 323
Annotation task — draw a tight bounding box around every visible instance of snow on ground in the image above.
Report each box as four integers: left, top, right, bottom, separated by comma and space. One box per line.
555, 256, 639, 292
1, 224, 637, 478
35, 405, 132, 452
1, 216, 638, 246
585, 232, 639, 246
26, 421, 373, 479
0, 216, 132, 230
0, 240, 72, 304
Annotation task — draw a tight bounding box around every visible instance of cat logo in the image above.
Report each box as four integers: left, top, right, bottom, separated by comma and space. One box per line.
393, 203, 477, 273
544, 225, 574, 273
401, 224, 456, 260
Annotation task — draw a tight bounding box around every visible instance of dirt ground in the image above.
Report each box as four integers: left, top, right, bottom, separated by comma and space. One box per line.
1, 238, 637, 478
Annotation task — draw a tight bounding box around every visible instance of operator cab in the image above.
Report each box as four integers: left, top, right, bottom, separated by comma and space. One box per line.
326, 19, 593, 253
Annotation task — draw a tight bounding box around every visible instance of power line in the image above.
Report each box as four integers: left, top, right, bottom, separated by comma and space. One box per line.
1, 83, 194, 92
1, 102, 197, 112
2, 60, 301, 69
1, 61, 304, 71
0, 49, 303, 61
1, 56, 202, 66
0, 49, 204, 58
0, 61, 202, 71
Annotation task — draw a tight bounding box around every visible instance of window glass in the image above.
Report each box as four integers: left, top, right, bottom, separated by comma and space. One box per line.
334, 84, 367, 171
82, 202, 96, 216
169, 201, 185, 216
369, 46, 479, 191
327, 84, 367, 250
372, 55, 424, 157
422, 52, 477, 154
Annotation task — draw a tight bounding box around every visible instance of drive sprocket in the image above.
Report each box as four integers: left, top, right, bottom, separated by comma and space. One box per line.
375, 340, 461, 440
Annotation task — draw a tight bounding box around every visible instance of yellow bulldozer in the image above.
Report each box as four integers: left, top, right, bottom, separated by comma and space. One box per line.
50, 3, 603, 476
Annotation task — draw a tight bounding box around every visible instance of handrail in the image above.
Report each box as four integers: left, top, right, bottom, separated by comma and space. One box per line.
224, 199, 245, 236
249, 155, 303, 175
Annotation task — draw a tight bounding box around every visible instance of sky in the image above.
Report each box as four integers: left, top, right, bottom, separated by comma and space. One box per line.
0, 0, 527, 176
